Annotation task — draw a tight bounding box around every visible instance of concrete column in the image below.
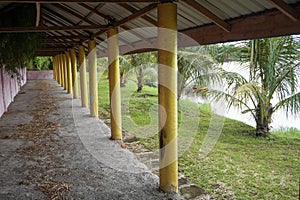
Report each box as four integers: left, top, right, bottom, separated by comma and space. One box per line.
59, 54, 64, 88
63, 54, 68, 90
108, 28, 122, 140
79, 46, 88, 107
52, 56, 57, 81
58, 54, 62, 85
70, 49, 79, 98
158, 2, 178, 193
66, 52, 73, 94
88, 40, 98, 117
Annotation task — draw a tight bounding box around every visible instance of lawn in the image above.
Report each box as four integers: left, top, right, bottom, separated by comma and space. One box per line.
97, 77, 300, 199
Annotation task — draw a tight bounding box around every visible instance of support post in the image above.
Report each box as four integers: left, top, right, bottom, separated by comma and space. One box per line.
52, 56, 56, 81
79, 45, 88, 107
88, 40, 98, 117
57, 55, 62, 85
66, 52, 73, 94
158, 2, 178, 193
60, 54, 64, 88
108, 28, 122, 140
70, 49, 79, 98
63, 54, 68, 90
55, 56, 59, 82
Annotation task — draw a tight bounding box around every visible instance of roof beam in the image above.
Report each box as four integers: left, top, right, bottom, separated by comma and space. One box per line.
42, 6, 94, 37
78, 3, 108, 22
0, 0, 158, 2
77, 3, 105, 25
44, 35, 88, 40
181, 3, 300, 46
42, 12, 91, 38
38, 48, 67, 51
118, 3, 157, 26
42, 17, 85, 45
51, 3, 99, 26
182, 0, 231, 32
0, 25, 107, 33
41, 41, 78, 45
78, 3, 149, 42
93, 3, 157, 38
266, 0, 299, 21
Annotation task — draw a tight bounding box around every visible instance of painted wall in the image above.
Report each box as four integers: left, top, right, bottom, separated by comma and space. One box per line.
0, 67, 27, 118
27, 70, 53, 80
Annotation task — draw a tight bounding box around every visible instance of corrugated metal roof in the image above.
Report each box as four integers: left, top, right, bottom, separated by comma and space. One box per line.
1, 0, 299, 56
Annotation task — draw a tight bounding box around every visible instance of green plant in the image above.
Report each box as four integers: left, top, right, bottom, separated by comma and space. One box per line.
31, 57, 53, 71
0, 4, 42, 74
210, 36, 300, 137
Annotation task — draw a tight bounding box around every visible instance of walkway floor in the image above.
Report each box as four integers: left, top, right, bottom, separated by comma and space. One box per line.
0, 80, 177, 199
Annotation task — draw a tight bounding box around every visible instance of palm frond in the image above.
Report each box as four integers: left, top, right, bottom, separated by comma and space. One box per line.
273, 92, 300, 116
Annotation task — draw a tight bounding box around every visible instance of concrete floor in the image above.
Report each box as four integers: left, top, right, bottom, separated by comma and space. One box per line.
0, 80, 178, 200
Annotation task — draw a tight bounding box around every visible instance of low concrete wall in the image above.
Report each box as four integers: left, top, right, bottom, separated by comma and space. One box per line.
0, 67, 26, 118
27, 70, 53, 80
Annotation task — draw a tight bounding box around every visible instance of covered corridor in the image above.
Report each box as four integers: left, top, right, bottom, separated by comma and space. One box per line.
0, 0, 300, 198
0, 79, 177, 199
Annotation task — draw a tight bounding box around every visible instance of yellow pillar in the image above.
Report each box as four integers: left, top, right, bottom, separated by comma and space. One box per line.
158, 2, 178, 193
108, 28, 122, 140
52, 56, 56, 81
88, 40, 98, 117
60, 54, 65, 88
55, 55, 59, 82
79, 45, 88, 107
57, 55, 62, 85
70, 49, 79, 99
66, 52, 73, 94
63, 54, 68, 90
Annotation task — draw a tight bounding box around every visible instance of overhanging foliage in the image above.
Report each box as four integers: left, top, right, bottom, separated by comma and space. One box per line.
0, 4, 42, 74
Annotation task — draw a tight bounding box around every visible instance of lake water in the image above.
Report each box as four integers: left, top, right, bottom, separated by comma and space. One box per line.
182, 62, 300, 130
182, 94, 300, 130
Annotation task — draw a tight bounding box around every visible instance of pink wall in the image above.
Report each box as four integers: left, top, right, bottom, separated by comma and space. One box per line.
0, 67, 27, 118
27, 70, 53, 80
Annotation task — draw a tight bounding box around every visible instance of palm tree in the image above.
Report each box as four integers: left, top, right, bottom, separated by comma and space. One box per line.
119, 55, 132, 87
177, 46, 221, 100
211, 36, 300, 137
128, 52, 157, 92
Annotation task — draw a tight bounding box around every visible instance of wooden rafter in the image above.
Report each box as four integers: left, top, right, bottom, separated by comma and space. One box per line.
0, 0, 159, 2
78, 3, 148, 42
44, 35, 88, 40
42, 6, 94, 37
267, 0, 299, 21
181, 4, 300, 46
38, 48, 68, 51
77, 3, 105, 25
78, 3, 109, 22
182, 0, 231, 32
94, 3, 157, 37
118, 3, 157, 26
41, 41, 78, 45
0, 25, 107, 32
42, 12, 90, 38
51, 3, 99, 26
42, 17, 84, 44
113, 3, 157, 28
42, 30, 78, 49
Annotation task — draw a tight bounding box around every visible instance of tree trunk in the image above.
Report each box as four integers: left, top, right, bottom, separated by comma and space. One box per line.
120, 72, 126, 87
255, 103, 273, 137
137, 83, 143, 92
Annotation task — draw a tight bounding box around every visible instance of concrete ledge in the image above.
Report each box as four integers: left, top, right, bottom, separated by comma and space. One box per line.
27, 70, 53, 80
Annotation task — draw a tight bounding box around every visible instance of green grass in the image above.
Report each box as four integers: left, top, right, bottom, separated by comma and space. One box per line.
272, 127, 300, 139
97, 78, 300, 199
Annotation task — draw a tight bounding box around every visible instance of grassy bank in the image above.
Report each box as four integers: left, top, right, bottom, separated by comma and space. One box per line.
97, 77, 300, 199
